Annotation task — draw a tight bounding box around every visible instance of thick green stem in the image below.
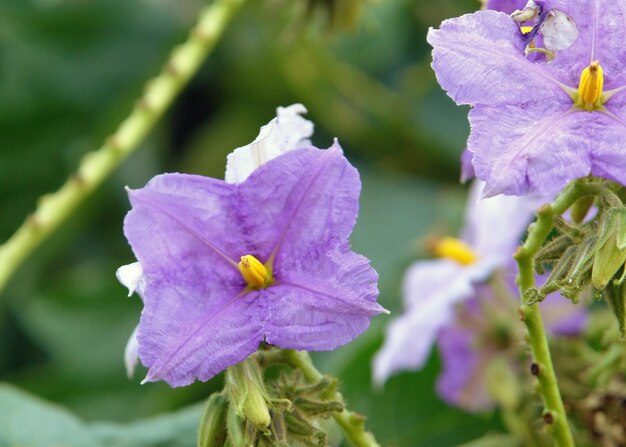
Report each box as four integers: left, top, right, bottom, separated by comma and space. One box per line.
0, 0, 246, 294
256, 349, 380, 447
514, 179, 593, 447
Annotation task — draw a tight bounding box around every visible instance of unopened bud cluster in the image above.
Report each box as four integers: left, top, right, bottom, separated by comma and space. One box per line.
528, 181, 626, 337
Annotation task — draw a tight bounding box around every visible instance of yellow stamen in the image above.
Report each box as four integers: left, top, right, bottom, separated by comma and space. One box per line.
239, 255, 272, 289
576, 61, 604, 111
520, 26, 535, 49
432, 237, 478, 266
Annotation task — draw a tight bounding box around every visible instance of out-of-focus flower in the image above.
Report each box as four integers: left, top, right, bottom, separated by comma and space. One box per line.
436, 280, 587, 412
373, 181, 543, 384
428, 1, 626, 196
118, 109, 385, 387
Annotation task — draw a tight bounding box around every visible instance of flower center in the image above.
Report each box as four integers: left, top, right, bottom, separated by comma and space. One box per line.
239, 255, 273, 289
576, 61, 604, 111
432, 237, 478, 266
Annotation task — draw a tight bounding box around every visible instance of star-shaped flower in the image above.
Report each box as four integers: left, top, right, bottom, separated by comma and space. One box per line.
428, 0, 626, 196
120, 140, 385, 387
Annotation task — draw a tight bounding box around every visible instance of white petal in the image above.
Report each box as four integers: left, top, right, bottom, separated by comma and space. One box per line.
116, 262, 144, 297
224, 104, 314, 184
539, 9, 579, 52
124, 325, 140, 378
510, 1, 539, 22
462, 180, 549, 261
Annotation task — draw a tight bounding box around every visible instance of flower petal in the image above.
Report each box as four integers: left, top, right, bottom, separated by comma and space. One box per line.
125, 174, 247, 278
461, 180, 546, 259
139, 283, 263, 386
124, 325, 140, 378
469, 102, 592, 196
373, 259, 474, 384
436, 325, 494, 412
263, 250, 384, 351
225, 104, 314, 184
238, 143, 361, 275
427, 10, 569, 106
116, 262, 144, 297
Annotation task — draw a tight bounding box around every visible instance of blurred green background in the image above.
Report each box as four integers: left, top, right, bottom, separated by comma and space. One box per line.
0, 0, 503, 445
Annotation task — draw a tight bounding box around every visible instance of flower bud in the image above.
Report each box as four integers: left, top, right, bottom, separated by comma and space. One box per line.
225, 358, 272, 429
592, 208, 626, 290
197, 393, 228, 447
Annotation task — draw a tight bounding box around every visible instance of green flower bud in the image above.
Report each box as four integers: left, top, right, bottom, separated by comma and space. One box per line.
197, 393, 228, 447
592, 208, 626, 289
226, 358, 272, 429
570, 195, 595, 223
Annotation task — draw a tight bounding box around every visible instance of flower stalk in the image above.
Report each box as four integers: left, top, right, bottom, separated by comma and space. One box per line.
0, 0, 246, 295
514, 179, 598, 447
255, 349, 381, 447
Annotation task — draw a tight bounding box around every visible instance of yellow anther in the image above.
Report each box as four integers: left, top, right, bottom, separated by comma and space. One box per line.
432, 237, 478, 266
239, 255, 272, 289
520, 26, 534, 35
576, 61, 604, 111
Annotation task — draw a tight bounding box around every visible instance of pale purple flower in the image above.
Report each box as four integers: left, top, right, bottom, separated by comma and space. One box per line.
373, 181, 544, 384
436, 280, 586, 412
428, 1, 626, 196
121, 144, 385, 387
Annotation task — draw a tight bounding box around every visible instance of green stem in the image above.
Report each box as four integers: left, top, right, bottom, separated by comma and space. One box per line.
256, 349, 381, 447
514, 179, 594, 447
0, 0, 246, 294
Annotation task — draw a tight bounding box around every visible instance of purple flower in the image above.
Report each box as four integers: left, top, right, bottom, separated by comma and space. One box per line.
373, 181, 544, 384
120, 143, 386, 387
436, 281, 587, 412
428, 1, 626, 196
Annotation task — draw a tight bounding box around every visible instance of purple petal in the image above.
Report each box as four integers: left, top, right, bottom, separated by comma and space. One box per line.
461, 180, 546, 259
436, 325, 494, 412
460, 148, 475, 183
587, 109, 626, 187
427, 10, 569, 106
239, 142, 360, 277
469, 102, 593, 196
485, 0, 529, 13
262, 251, 382, 352
139, 283, 263, 386
373, 259, 474, 384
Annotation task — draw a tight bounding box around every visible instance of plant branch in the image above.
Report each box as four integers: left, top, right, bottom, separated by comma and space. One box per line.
514, 179, 594, 447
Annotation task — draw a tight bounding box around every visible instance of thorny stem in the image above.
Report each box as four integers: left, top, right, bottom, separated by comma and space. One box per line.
0, 0, 246, 294
514, 178, 607, 447
255, 349, 381, 447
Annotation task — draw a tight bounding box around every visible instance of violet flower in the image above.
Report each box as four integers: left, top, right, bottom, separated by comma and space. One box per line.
119, 138, 385, 387
428, 0, 626, 196
373, 180, 542, 384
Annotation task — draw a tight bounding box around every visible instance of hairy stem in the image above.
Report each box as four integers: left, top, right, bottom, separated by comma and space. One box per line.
514, 179, 594, 447
0, 0, 246, 294
255, 349, 381, 447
